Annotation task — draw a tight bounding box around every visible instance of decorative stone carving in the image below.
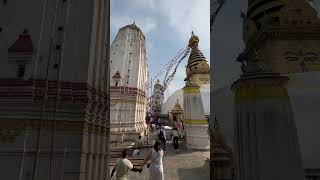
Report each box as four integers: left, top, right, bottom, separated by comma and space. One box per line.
0, 127, 24, 143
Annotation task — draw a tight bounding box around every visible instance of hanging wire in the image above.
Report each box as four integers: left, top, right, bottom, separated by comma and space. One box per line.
146, 47, 190, 102
60, 145, 67, 180
32, 38, 53, 180
146, 47, 189, 89
28, 1, 51, 178
32, 0, 49, 80
19, 126, 29, 180
32, 0, 60, 178
48, 0, 71, 179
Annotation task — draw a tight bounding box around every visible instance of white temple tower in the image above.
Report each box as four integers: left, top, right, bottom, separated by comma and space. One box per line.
182, 32, 210, 150
0, 0, 110, 179
110, 23, 148, 142
183, 82, 210, 150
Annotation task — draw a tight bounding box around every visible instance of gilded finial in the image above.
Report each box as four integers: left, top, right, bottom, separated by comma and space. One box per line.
188, 31, 199, 48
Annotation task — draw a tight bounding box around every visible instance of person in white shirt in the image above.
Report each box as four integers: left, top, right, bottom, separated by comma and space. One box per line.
142, 141, 164, 180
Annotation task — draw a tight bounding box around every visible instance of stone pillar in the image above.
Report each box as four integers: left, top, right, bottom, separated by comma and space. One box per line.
231, 73, 304, 180
183, 83, 209, 150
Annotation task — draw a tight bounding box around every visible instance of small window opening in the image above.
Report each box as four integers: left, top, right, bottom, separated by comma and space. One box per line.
3, 0, 7, 5
115, 82, 118, 86
58, 26, 64, 31
0, 27, 2, 32
56, 45, 61, 50
17, 64, 26, 78
256, 22, 261, 30
274, 17, 279, 24
53, 64, 58, 69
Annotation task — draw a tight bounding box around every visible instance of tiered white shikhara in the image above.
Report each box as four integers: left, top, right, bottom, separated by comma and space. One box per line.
183, 83, 210, 150
110, 23, 148, 142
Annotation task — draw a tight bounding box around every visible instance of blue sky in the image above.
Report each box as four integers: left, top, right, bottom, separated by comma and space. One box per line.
110, 0, 210, 99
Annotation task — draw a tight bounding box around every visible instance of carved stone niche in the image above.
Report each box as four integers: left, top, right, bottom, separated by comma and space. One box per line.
8, 29, 35, 63
0, 128, 24, 143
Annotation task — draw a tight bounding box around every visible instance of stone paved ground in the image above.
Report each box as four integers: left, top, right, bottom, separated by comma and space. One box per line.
111, 140, 210, 180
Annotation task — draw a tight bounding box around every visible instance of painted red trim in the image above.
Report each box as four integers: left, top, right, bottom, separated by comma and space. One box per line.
0, 79, 109, 100
8, 34, 35, 54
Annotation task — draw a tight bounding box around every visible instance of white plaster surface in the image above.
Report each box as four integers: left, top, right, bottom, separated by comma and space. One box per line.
213, 72, 320, 175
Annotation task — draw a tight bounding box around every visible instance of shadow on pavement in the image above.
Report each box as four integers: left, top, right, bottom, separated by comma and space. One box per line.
177, 159, 210, 180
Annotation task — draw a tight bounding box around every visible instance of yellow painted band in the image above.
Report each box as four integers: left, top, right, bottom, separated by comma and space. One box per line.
184, 119, 208, 125
183, 86, 200, 94
235, 86, 289, 103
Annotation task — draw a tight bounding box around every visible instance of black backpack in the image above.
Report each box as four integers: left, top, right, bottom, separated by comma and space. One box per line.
159, 130, 165, 141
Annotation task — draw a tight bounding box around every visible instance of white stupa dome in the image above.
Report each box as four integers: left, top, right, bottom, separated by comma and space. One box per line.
161, 84, 210, 116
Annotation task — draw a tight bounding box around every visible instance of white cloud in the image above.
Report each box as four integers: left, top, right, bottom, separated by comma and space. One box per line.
111, 16, 157, 35
126, 0, 156, 9
139, 17, 157, 34
157, 0, 210, 51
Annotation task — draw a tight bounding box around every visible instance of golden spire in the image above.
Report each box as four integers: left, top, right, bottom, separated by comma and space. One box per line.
188, 31, 199, 48
172, 99, 182, 111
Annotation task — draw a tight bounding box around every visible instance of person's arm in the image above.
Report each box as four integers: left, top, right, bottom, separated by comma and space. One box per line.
131, 166, 142, 172
142, 149, 152, 166
127, 160, 142, 173
160, 149, 164, 158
